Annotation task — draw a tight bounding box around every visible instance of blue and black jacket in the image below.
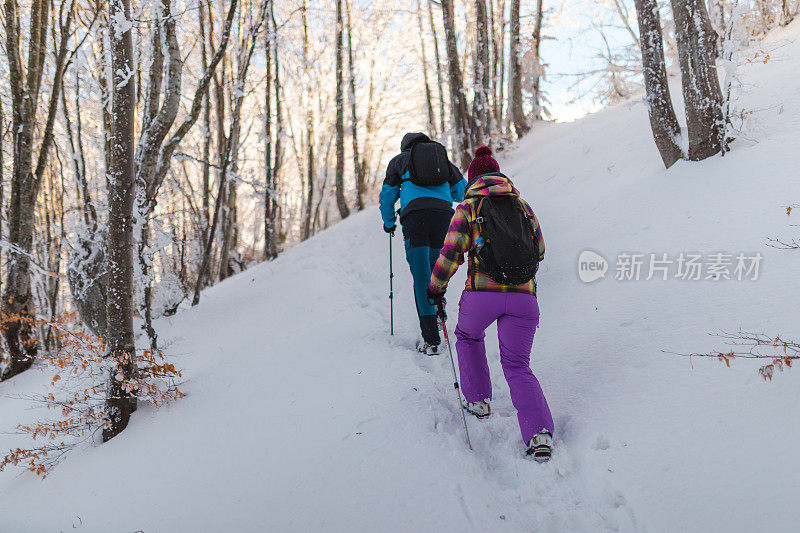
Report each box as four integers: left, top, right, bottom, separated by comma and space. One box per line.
379, 133, 466, 229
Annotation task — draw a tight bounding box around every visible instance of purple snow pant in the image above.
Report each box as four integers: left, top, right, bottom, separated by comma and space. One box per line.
454, 290, 554, 444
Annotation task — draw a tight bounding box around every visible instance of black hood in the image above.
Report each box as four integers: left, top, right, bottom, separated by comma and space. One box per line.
400, 132, 430, 152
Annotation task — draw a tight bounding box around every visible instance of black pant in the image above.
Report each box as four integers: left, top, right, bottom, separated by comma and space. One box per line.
401, 209, 453, 344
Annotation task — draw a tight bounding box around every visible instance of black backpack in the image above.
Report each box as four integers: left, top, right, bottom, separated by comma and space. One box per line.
406, 141, 451, 186
473, 196, 540, 285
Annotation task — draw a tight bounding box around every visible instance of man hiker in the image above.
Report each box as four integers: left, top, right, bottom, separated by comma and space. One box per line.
426, 146, 554, 461
379, 133, 466, 355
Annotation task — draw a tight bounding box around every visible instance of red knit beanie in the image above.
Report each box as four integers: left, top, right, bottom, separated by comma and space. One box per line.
467, 146, 500, 181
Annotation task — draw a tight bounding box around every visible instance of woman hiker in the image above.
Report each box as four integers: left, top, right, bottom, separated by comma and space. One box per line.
426, 146, 554, 461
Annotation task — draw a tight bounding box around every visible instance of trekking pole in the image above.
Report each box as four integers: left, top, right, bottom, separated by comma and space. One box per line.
437, 302, 472, 450
389, 231, 394, 336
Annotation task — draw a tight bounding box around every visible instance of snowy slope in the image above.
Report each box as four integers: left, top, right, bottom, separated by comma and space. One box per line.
2, 22, 800, 532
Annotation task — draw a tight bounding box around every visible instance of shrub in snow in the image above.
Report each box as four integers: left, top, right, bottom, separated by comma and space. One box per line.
681, 206, 799, 380
0, 313, 183, 477
680, 331, 798, 380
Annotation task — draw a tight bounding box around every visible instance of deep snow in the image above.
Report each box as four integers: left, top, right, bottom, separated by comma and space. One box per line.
2, 22, 800, 533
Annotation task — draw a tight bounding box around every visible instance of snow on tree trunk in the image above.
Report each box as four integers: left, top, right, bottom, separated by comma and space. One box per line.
2, 0, 74, 380
301, 1, 315, 241
417, 0, 438, 137
493, 0, 508, 133
104, 0, 138, 442
441, 0, 474, 168
67, 228, 108, 338
334, 0, 350, 221
428, 1, 448, 137
509, 0, 528, 138
345, 0, 364, 211
530, 0, 545, 121
264, 0, 277, 260
635, 0, 684, 168
473, 0, 491, 141
671, 0, 725, 160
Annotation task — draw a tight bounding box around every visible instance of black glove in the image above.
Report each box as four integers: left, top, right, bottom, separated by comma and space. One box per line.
383, 224, 395, 235
426, 288, 446, 319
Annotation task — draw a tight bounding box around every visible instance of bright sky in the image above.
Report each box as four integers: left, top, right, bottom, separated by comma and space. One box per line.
537, 0, 641, 121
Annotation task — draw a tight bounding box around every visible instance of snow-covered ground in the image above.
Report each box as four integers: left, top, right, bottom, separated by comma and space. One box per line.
2, 22, 800, 533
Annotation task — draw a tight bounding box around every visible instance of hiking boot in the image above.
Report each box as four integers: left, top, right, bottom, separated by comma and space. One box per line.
417, 341, 440, 356
526, 431, 553, 463
463, 400, 491, 419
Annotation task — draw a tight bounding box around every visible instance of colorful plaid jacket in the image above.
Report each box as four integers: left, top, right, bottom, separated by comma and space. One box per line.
429, 173, 545, 295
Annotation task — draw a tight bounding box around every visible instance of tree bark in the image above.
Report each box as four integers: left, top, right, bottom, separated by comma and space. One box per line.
334, 0, 350, 220
635, 0, 683, 167
192, 0, 268, 304
497, 0, 507, 131
428, 0, 447, 136
441, 0, 474, 168
200, 0, 212, 246
2, 0, 74, 380
301, 1, 315, 241
271, 3, 284, 251
530, 0, 545, 121
509, 0, 528, 137
264, 0, 277, 260
417, 0, 437, 136
707, 0, 725, 54
63, 71, 97, 227
0, 95, 4, 303
344, 0, 364, 211
671, 0, 725, 160
473, 0, 491, 140
104, 0, 138, 442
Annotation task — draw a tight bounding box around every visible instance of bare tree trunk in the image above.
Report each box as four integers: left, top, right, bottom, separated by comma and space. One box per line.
671, 0, 725, 160
104, 0, 137, 442
473, 0, 491, 141
264, 0, 277, 260
780, 0, 793, 24
428, 0, 447, 136
270, 2, 284, 252
220, 1, 269, 279
359, 58, 378, 189
441, 0, 474, 167
508, 0, 528, 138
496, 0, 507, 131
63, 71, 96, 227
334, 0, 350, 220
2, 0, 74, 380
706, 0, 725, 54
301, 1, 315, 241
97, 10, 114, 191
417, 0, 437, 136
200, 0, 211, 246
530, 0, 545, 121
0, 97, 4, 303
635, 0, 683, 167
213, 69, 227, 279
344, 0, 363, 211
0, 98, 6, 298
193, 0, 267, 304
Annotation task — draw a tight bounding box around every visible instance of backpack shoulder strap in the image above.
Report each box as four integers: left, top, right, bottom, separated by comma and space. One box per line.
473, 197, 488, 230
404, 142, 420, 182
